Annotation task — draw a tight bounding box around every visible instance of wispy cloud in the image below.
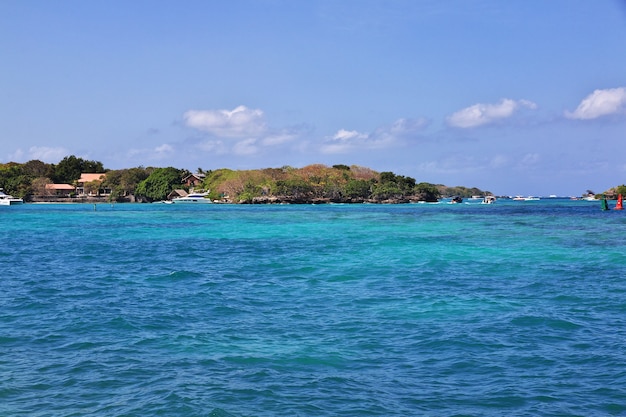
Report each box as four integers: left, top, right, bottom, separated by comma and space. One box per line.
260, 126, 305, 146
8, 146, 69, 163
321, 129, 369, 154
183, 106, 308, 157
333, 129, 369, 142
154, 144, 174, 155
232, 138, 259, 156
565, 87, 626, 120
321, 117, 429, 154
446, 98, 537, 128
386, 117, 430, 136
518, 152, 540, 168
184, 105, 266, 138
127, 144, 175, 161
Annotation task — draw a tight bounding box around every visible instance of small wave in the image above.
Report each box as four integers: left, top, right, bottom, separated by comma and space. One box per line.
209, 408, 240, 417
510, 315, 582, 330
146, 270, 204, 281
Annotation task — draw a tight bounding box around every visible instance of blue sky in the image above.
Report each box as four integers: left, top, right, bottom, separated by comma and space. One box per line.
1, 0, 626, 196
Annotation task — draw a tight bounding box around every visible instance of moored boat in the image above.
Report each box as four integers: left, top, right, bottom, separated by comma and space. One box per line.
171, 191, 212, 204
0, 189, 23, 205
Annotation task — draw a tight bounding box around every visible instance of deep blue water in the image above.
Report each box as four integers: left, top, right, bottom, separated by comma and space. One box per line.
1, 200, 626, 416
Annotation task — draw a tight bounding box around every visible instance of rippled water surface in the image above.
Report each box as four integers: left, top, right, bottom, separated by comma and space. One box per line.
2, 201, 626, 416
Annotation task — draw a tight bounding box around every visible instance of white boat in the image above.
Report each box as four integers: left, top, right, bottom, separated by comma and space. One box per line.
0, 189, 23, 205
482, 195, 496, 204
524, 196, 540, 201
171, 191, 212, 204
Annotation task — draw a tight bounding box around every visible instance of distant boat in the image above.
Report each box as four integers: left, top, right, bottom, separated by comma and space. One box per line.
0, 189, 23, 205
615, 194, 623, 210
513, 196, 539, 201
482, 195, 496, 204
449, 196, 463, 204
171, 191, 212, 204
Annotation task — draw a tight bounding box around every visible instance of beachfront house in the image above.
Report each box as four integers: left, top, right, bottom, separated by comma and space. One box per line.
167, 189, 187, 200
183, 173, 206, 189
76, 173, 110, 196
45, 183, 75, 197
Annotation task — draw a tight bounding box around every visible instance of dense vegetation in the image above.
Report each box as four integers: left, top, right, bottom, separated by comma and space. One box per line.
201, 164, 444, 203
0, 155, 533, 204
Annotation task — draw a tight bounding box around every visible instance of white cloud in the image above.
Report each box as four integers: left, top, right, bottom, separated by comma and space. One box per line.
261, 132, 297, 146
155, 144, 173, 154
196, 140, 226, 154
321, 128, 369, 154
321, 117, 429, 154
388, 117, 429, 134
447, 98, 537, 128
333, 129, 368, 141
565, 87, 626, 120
126, 144, 175, 161
8, 146, 69, 163
6, 149, 24, 161
233, 138, 259, 155
183, 105, 266, 138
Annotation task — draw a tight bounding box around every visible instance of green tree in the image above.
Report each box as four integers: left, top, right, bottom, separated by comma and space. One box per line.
135, 167, 184, 201
53, 155, 105, 184
22, 160, 53, 178
84, 180, 102, 196
103, 167, 151, 201
415, 182, 440, 202
371, 182, 402, 200
238, 181, 263, 203
379, 171, 396, 184
0, 163, 30, 198
275, 179, 313, 199
31, 177, 53, 196
372, 172, 417, 200
344, 179, 371, 199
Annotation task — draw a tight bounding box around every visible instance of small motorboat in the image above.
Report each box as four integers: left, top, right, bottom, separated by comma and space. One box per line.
0, 189, 23, 205
171, 191, 212, 204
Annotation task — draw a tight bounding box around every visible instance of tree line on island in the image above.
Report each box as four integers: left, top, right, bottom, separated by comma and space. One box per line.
3, 155, 622, 204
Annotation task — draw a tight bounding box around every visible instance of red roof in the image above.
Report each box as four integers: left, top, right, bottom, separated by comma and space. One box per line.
45, 183, 75, 190
78, 173, 105, 183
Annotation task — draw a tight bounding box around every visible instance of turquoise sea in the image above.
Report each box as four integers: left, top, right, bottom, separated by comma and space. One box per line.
1, 200, 626, 416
